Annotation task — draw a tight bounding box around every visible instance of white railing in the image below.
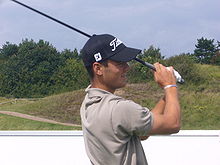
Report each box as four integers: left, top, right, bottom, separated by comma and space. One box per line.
0, 130, 219, 165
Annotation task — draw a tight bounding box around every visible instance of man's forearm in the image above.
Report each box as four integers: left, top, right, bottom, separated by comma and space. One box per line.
151, 96, 165, 114
164, 87, 181, 130
141, 96, 165, 140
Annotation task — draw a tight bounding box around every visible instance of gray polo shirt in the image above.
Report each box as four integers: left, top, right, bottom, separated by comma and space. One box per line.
80, 86, 153, 165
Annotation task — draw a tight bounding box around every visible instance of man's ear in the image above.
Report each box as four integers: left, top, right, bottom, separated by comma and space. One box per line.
93, 62, 103, 76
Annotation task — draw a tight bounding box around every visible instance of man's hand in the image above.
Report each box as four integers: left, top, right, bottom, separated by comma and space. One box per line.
153, 62, 176, 88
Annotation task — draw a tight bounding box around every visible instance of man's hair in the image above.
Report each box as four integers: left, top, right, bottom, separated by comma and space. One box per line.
85, 60, 108, 80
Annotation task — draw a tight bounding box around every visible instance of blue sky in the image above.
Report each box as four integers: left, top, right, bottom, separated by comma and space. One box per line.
0, 0, 219, 57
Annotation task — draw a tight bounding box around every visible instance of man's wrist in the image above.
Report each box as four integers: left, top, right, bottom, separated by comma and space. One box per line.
163, 84, 177, 89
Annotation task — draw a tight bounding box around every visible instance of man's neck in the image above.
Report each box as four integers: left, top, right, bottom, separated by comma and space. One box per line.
91, 82, 115, 94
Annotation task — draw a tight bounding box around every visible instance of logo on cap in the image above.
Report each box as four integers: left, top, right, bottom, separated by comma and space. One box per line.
94, 52, 102, 62
110, 38, 122, 51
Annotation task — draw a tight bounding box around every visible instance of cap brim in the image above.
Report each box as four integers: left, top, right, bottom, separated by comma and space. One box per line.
109, 47, 141, 62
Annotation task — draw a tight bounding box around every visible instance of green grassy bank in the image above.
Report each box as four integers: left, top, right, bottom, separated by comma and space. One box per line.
0, 64, 219, 130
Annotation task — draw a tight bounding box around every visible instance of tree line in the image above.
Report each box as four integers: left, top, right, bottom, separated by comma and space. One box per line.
0, 37, 219, 98
0, 39, 89, 98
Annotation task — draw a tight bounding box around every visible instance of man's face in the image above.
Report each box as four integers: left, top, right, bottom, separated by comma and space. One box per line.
101, 60, 130, 91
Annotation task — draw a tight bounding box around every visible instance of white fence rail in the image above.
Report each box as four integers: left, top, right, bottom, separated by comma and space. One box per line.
0, 130, 219, 165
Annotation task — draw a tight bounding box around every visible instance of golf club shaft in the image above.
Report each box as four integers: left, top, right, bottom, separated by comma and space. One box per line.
11, 0, 91, 38
134, 58, 156, 71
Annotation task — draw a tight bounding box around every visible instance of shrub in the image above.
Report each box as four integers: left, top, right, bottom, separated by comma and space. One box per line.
50, 59, 89, 94
164, 54, 205, 84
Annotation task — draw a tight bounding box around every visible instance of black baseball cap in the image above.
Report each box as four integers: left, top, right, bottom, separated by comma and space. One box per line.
81, 34, 141, 66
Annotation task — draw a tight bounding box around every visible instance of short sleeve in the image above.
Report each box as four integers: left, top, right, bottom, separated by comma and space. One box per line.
111, 99, 153, 138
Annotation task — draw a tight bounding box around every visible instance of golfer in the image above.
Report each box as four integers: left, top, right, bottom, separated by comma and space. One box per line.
80, 34, 181, 165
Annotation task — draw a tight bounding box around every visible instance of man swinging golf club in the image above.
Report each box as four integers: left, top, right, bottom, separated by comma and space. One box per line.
80, 34, 181, 165
9, 1, 181, 164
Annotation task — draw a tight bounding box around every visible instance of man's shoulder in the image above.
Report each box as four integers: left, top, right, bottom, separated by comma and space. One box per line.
114, 99, 144, 112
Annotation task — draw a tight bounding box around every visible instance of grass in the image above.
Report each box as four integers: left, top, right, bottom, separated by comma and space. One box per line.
0, 97, 13, 103
0, 64, 219, 130
180, 91, 220, 129
0, 113, 81, 130
0, 90, 85, 125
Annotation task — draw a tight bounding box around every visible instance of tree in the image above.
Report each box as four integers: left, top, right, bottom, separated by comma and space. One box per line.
0, 42, 18, 59
194, 37, 218, 64
0, 39, 63, 97
50, 59, 89, 94
60, 48, 80, 61
210, 41, 220, 65
138, 45, 164, 63
0, 39, 91, 97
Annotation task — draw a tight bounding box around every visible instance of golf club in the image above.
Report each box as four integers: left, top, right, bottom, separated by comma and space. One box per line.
10, 0, 184, 83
